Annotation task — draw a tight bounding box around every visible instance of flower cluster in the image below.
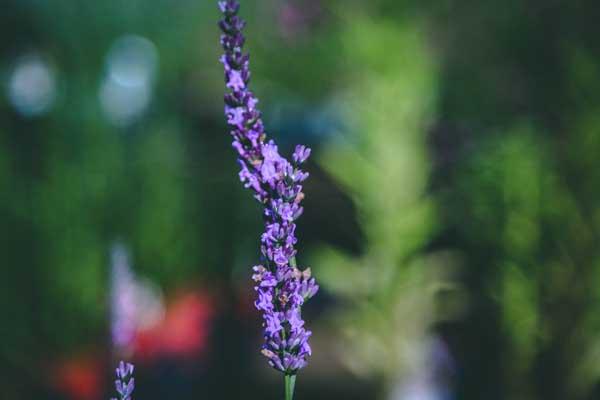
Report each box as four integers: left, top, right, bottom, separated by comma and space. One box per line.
218, 0, 319, 374
110, 361, 135, 400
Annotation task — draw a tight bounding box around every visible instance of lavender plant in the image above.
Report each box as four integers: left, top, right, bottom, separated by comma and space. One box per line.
110, 361, 135, 400
218, 1, 318, 398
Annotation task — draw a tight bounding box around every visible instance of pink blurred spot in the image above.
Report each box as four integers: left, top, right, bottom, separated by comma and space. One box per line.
278, 1, 324, 42
134, 291, 215, 361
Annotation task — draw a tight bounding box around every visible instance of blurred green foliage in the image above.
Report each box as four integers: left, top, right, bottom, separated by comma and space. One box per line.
309, 11, 443, 383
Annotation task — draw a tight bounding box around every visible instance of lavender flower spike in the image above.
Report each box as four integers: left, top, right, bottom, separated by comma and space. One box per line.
218, 0, 319, 390
110, 361, 135, 400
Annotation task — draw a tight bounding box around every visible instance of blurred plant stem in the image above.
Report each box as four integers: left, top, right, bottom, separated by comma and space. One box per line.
310, 12, 447, 398
285, 374, 296, 400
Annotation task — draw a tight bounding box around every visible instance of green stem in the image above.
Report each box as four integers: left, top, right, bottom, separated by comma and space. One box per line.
284, 261, 298, 400
285, 374, 296, 400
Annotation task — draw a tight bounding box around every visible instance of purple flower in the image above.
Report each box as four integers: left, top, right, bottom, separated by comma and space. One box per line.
218, 0, 239, 15
111, 361, 134, 400
225, 105, 245, 127
293, 145, 311, 164
218, 0, 318, 374
255, 287, 274, 312
116, 361, 134, 379
226, 69, 246, 91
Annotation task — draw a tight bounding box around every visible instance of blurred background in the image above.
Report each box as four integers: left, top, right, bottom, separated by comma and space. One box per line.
2, 0, 600, 399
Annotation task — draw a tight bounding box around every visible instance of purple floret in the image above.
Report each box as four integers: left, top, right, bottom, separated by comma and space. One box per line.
111, 361, 134, 400
218, 0, 319, 374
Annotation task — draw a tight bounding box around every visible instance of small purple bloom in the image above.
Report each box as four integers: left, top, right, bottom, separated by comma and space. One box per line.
226, 69, 246, 91
260, 159, 279, 183
116, 361, 134, 379
219, 0, 318, 374
255, 288, 274, 312
265, 312, 284, 336
111, 361, 134, 400
225, 105, 245, 126
218, 0, 239, 15
293, 145, 311, 164
273, 248, 290, 266
262, 141, 281, 161
286, 309, 305, 331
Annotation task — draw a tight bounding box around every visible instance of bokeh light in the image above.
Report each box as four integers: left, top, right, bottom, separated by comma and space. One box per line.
99, 35, 158, 126
7, 54, 56, 117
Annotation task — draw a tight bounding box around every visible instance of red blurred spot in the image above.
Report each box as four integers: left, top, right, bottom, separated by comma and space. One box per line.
54, 356, 102, 400
134, 291, 215, 361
